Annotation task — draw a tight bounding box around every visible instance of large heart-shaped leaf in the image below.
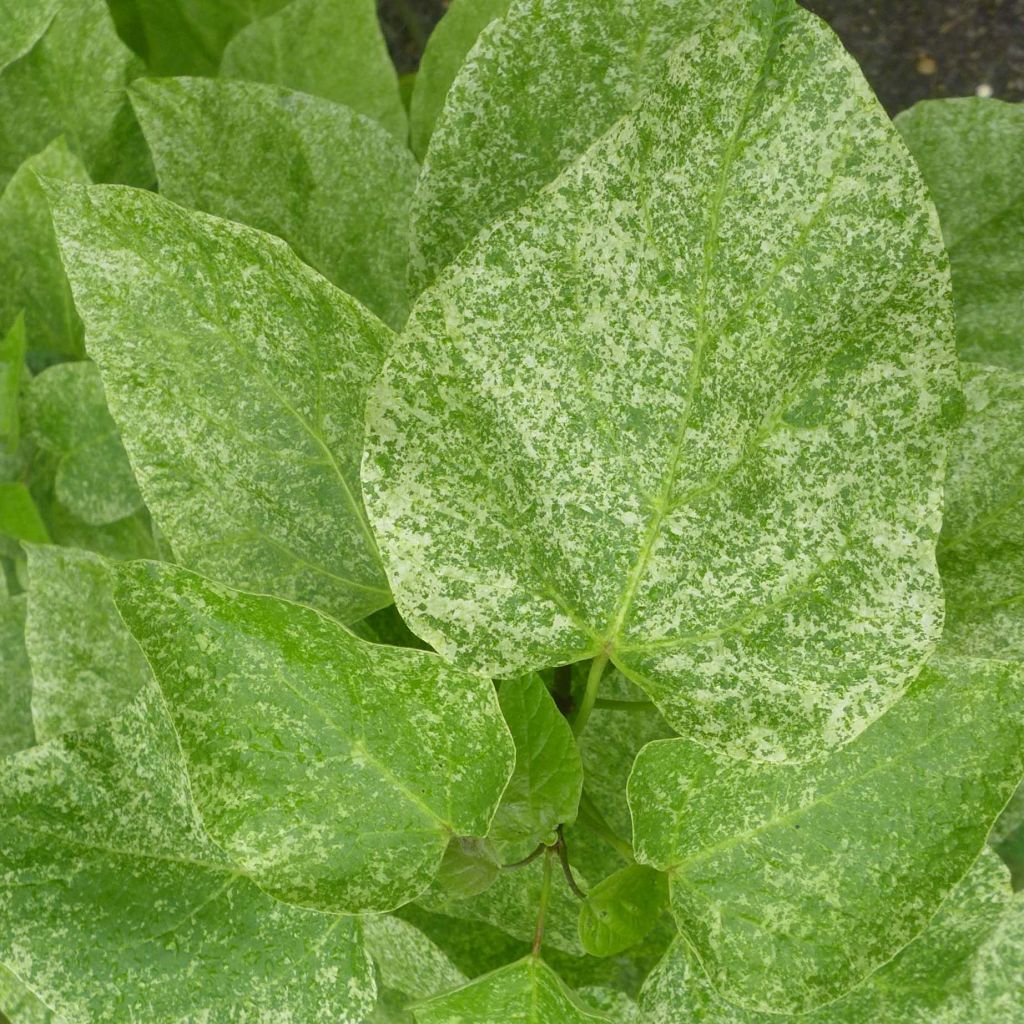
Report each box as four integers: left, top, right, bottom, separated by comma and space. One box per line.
114, 560, 515, 914
628, 655, 1024, 1012
364, 0, 959, 761
49, 182, 394, 624
0, 683, 376, 1023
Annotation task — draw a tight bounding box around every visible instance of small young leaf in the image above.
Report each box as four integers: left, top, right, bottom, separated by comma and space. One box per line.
0, 590, 34, 757
0, 314, 25, 451
491, 673, 583, 846
365, 1, 959, 762
25, 362, 142, 526
113, 560, 515, 914
433, 837, 501, 898
362, 915, 467, 1001
131, 76, 417, 328
0, 0, 150, 187
408, 0, 511, 160
578, 864, 667, 958
24, 544, 148, 741
412, 957, 610, 1023
221, 0, 407, 142
897, 98, 1024, 370
0, 683, 376, 1023
628, 656, 1024, 1013
0, 137, 89, 365
939, 364, 1024, 660
640, 850, 1024, 1023
49, 182, 394, 624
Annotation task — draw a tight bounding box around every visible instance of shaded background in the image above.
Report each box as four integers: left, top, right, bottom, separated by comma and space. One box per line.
378, 0, 1024, 116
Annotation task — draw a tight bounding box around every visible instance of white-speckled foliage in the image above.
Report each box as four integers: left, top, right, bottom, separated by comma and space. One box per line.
2, 2, 1023, 1021
365, 0, 959, 762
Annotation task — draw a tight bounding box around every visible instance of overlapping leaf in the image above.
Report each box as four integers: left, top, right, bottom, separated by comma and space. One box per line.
0, 590, 33, 757
131, 76, 417, 328
221, 0, 407, 141
897, 98, 1024, 370
363, 915, 467, 1002
364, 0, 959, 761
50, 182, 394, 624
577, 864, 667, 958
0, 683, 376, 1023
0, 965, 57, 1024
628, 655, 1024, 1012
114, 560, 515, 913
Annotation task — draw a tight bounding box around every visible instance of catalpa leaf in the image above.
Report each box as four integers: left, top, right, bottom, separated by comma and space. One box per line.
0, 682, 376, 1024
939, 364, 1024, 660
0, 138, 89, 365
412, 957, 610, 1024
0, 313, 24, 451
408, 0, 511, 160
491, 673, 583, 847
25, 362, 142, 526
49, 182, 394, 624
410, 0, 730, 290
362, 915, 467, 1001
0, 965, 57, 1024
364, 0, 958, 761
628, 655, 1024, 1013
0, 0, 150, 188
24, 544, 148, 742
0, 590, 33, 757
897, 98, 1024, 370
221, 0, 407, 142
114, 560, 515, 914
640, 850, 1024, 1023
131, 76, 417, 329
577, 864, 667, 959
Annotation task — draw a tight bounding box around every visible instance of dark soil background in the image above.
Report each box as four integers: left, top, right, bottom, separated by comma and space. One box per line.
377, 0, 1024, 116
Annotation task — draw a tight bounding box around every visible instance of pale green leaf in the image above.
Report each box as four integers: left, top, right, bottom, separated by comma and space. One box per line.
897, 98, 1024, 370
640, 850, 1024, 1024
49, 181, 394, 624
491, 673, 583, 846
0, 314, 24, 451
221, 0, 407, 142
0, 483, 49, 544
432, 837, 500, 898
939, 364, 1024, 660
577, 864, 667, 958
0, 591, 34, 757
364, 1, 958, 762
408, 0, 511, 160
25, 363, 142, 526
131, 76, 417, 328
362, 915, 466, 1001
24, 544, 148, 742
412, 957, 610, 1023
0, 138, 89, 365
628, 655, 1024, 1013
114, 560, 515, 913
0, 0, 60, 71
0, 682, 376, 1023
0, 966, 57, 1024
0, 0, 150, 188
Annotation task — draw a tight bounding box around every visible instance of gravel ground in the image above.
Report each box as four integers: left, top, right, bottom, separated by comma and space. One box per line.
377, 0, 1024, 115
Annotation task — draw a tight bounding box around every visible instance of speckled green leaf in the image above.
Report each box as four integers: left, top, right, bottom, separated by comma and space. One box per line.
628, 655, 1024, 1013
363, 915, 466, 1000
0, 315, 24, 451
25, 363, 142, 526
491, 673, 583, 847
24, 544, 148, 742
221, 0, 407, 141
939, 364, 1024, 660
0, 682, 376, 1023
365, 1, 958, 762
0, 138, 89, 366
408, 0, 510, 160
131, 76, 417, 329
114, 560, 515, 914
0, 0, 149, 188
412, 957, 610, 1023
410, 0, 733, 290
0, 591, 34, 757
897, 98, 1024, 370
0, 966, 57, 1024
0, 483, 48, 544
0, 0, 60, 70
577, 865, 667, 959
640, 850, 1024, 1024
50, 182, 394, 624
